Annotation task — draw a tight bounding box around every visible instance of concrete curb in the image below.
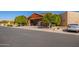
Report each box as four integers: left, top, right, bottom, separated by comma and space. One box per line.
12, 27, 79, 36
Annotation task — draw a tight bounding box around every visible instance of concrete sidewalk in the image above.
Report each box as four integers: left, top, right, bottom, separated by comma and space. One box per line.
12, 26, 79, 35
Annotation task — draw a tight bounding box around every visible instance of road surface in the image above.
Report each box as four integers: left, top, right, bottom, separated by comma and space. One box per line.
0, 26, 79, 47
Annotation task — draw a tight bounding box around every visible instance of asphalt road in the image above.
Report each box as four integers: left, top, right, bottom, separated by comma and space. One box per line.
0, 26, 79, 47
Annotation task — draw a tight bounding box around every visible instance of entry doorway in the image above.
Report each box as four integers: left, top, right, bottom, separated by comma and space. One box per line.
30, 20, 41, 26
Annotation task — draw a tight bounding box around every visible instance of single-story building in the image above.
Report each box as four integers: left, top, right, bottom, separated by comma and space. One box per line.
28, 13, 43, 26
29, 12, 79, 26
61, 11, 79, 26
1, 12, 79, 27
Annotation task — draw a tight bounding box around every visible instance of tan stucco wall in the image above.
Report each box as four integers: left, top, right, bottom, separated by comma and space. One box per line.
61, 11, 79, 26
67, 12, 79, 24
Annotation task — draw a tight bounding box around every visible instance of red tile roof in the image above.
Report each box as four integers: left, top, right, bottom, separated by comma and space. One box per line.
28, 13, 43, 20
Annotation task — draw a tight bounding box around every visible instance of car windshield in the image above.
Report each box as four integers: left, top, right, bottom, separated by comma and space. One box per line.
68, 24, 79, 28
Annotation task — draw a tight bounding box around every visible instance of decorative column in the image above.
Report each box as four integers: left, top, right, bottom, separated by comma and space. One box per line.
28, 20, 31, 26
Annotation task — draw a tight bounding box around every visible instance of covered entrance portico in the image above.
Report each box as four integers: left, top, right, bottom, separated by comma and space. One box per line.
28, 13, 43, 26
30, 19, 41, 26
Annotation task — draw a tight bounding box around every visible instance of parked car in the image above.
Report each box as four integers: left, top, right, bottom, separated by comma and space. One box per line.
67, 24, 79, 32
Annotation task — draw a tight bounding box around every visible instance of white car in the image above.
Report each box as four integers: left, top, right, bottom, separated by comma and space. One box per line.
67, 24, 79, 32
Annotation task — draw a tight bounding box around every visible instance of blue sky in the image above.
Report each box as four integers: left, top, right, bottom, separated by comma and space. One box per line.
0, 11, 65, 20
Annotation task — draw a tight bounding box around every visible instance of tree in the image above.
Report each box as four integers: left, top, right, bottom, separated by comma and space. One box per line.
52, 14, 61, 26
15, 15, 28, 26
42, 13, 54, 28
42, 13, 61, 28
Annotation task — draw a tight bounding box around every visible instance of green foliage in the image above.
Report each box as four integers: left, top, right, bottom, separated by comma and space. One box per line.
42, 13, 61, 27
7, 24, 13, 27
52, 14, 61, 26
15, 15, 28, 26
42, 13, 53, 24
1, 20, 8, 23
